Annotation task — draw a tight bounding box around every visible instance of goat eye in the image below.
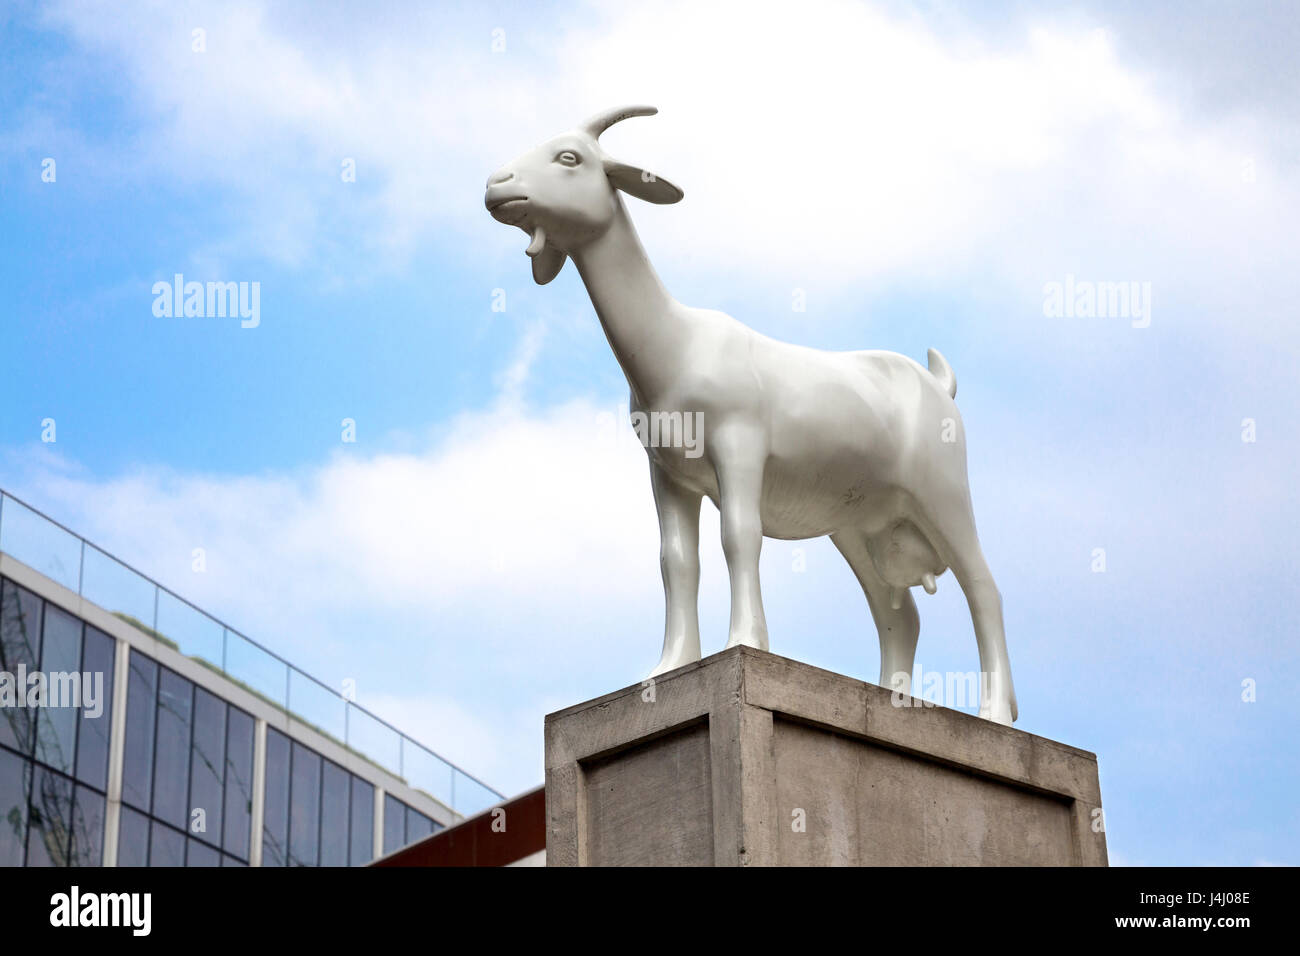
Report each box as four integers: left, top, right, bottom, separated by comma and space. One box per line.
556, 150, 580, 166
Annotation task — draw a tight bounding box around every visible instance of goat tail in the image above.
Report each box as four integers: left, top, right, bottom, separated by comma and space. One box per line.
927, 348, 957, 399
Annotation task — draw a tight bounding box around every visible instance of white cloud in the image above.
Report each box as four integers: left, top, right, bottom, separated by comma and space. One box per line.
19, 400, 665, 616
0, 408, 627, 790
5, 395, 742, 796
30, 0, 1299, 313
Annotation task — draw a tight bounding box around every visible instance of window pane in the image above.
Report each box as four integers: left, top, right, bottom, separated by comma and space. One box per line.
0, 578, 43, 754
74, 626, 115, 790
149, 821, 184, 867
404, 743, 453, 810
152, 668, 193, 829
68, 786, 105, 866
319, 760, 349, 867
383, 793, 405, 855
261, 727, 290, 866
154, 590, 223, 669
121, 650, 157, 811
225, 630, 286, 708
188, 687, 226, 847
116, 806, 150, 867
288, 741, 321, 867
347, 704, 400, 774
287, 669, 347, 744
0, 501, 81, 592
34, 604, 81, 774
349, 776, 374, 866
406, 806, 434, 844
222, 707, 254, 860
221, 853, 246, 867
81, 546, 155, 634
0, 748, 30, 865
450, 773, 499, 818
186, 838, 220, 867
26, 766, 73, 866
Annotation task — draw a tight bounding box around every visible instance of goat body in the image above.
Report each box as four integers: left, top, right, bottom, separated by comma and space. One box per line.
486, 106, 1017, 724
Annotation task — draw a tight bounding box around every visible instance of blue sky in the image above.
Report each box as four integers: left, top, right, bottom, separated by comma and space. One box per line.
1, 0, 1297, 863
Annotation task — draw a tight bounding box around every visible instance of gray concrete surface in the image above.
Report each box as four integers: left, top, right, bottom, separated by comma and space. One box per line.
544, 646, 1107, 866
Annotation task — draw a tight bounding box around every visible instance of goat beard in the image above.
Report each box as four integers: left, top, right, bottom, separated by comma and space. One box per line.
525, 225, 568, 285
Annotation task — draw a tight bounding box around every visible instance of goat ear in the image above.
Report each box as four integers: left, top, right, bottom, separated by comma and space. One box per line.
531, 244, 567, 285
606, 161, 684, 204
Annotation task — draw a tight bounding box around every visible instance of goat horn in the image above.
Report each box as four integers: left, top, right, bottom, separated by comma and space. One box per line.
582, 105, 658, 139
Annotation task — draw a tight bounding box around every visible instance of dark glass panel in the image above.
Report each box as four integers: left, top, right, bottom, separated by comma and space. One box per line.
319, 760, 349, 867
34, 604, 81, 774
25, 765, 73, 866
151, 668, 193, 829
186, 837, 220, 867
288, 741, 321, 867
406, 806, 434, 844
0, 579, 42, 753
349, 776, 374, 866
68, 785, 105, 866
221, 853, 246, 867
149, 821, 184, 867
120, 650, 158, 811
222, 707, 254, 859
116, 805, 150, 867
383, 793, 405, 854
188, 687, 226, 847
261, 727, 290, 866
74, 626, 115, 790
0, 747, 30, 865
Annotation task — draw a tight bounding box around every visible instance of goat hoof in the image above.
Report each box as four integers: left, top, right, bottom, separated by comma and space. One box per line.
979, 701, 1015, 726
724, 629, 769, 652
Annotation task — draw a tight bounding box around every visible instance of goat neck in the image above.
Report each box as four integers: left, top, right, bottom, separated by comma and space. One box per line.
569, 198, 687, 402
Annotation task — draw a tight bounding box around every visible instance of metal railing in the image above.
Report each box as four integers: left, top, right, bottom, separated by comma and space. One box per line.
0, 488, 504, 817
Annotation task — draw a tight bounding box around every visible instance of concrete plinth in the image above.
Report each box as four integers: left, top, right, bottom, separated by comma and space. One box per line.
544, 646, 1107, 866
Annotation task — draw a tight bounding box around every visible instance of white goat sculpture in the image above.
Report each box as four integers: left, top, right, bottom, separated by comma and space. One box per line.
486, 106, 1018, 724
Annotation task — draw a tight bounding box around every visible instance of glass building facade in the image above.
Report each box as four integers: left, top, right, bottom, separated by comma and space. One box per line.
1, 569, 449, 867
116, 647, 257, 866
1, 576, 116, 866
